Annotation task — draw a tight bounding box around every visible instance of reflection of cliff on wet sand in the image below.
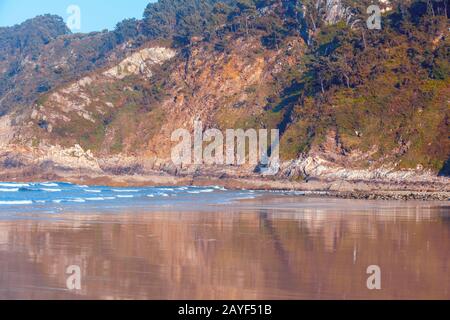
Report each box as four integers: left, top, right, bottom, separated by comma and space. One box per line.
0, 197, 448, 300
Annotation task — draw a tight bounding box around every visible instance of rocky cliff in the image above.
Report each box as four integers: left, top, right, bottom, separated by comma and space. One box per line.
0, 0, 448, 191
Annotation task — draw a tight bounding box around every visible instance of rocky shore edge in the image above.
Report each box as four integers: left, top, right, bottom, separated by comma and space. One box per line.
0, 169, 448, 202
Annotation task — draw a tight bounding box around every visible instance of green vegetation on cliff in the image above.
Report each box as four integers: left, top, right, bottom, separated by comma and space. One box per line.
1, 0, 449, 175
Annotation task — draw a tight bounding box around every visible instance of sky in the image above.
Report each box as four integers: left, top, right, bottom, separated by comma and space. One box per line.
0, 0, 155, 33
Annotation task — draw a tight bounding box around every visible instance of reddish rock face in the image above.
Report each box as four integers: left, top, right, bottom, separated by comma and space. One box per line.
0, 0, 448, 188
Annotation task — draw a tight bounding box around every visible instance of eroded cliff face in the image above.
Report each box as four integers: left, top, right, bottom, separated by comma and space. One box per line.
0, 0, 448, 187
28, 46, 177, 133
0, 34, 447, 187
2, 36, 304, 178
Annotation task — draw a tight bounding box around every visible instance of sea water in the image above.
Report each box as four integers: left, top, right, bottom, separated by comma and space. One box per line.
0, 182, 270, 216
0, 181, 448, 299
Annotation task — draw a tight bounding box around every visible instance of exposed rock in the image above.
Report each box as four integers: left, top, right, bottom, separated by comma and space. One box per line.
0, 1, 447, 198
103, 47, 176, 79
0, 115, 18, 148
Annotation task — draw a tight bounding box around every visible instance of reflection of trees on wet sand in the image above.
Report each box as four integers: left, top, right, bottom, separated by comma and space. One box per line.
259, 210, 300, 293
0, 202, 448, 299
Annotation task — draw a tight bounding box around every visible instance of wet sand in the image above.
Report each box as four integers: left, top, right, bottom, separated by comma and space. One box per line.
0, 196, 449, 300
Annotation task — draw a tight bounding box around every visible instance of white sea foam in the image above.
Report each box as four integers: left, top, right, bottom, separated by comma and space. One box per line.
85, 197, 105, 201
188, 189, 215, 194
117, 195, 134, 198
53, 200, 63, 203
0, 200, 33, 205
84, 189, 101, 193
112, 189, 140, 193
68, 199, 86, 203
0, 183, 30, 188
40, 183, 59, 187
0, 188, 19, 192
41, 188, 62, 192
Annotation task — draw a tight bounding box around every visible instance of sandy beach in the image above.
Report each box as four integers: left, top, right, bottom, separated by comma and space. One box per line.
0, 193, 448, 300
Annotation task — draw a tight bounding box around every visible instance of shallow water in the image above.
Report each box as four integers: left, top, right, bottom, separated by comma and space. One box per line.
0, 182, 247, 214
0, 183, 448, 299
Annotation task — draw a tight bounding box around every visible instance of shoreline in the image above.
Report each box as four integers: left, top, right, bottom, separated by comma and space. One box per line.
1, 197, 448, 300
1, 172, 448, 201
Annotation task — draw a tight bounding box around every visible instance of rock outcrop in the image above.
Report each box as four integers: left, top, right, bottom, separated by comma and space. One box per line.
103, 47, 176, 79
0, 0, 448, 193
